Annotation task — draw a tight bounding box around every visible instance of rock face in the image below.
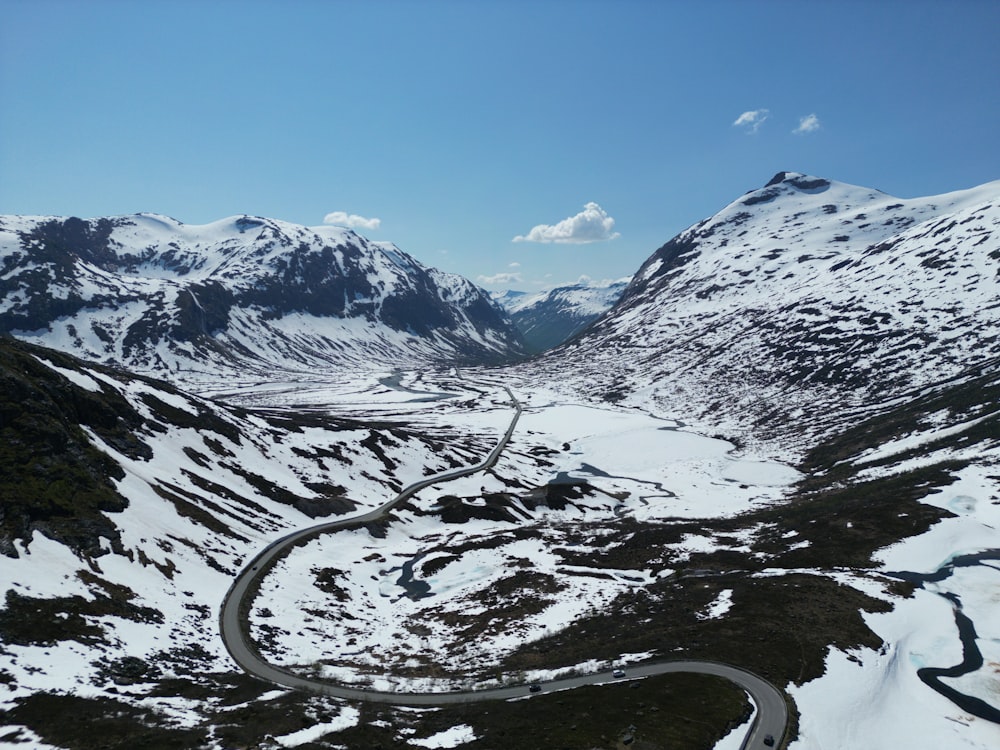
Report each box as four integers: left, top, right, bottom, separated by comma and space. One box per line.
492, 278, 630, 353
531, 171, 1000, 445
0, 214, 524, 382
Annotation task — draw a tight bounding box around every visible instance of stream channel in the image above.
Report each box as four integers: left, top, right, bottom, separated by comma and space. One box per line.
885, 549, 1000, 724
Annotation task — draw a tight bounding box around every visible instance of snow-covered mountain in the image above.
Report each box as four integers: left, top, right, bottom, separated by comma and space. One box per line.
0, 214, 524, 386
492, 278, 629, 352
535, 171, 1000, 447
4, 174, 1000, 750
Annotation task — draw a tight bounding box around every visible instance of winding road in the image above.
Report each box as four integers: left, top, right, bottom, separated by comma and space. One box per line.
219, 385, 788, 749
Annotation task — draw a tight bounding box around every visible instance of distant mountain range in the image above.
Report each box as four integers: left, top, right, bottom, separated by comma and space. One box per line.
491, 278, 629, 352
0, 214, 524, 385
534, 171, 1000, 446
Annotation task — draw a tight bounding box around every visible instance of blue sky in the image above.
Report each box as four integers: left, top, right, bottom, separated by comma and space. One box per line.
2, 0, 998, 291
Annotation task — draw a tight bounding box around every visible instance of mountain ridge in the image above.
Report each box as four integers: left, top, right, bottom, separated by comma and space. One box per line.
534, 171, 1000, 448
0, 213, 525, 386
2, 172, 1000, 748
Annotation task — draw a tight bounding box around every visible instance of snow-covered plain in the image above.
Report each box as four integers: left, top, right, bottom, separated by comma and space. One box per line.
246, 383, 804, 689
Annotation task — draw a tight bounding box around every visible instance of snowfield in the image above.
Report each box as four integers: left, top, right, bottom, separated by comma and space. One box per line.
236, 372, 996, 749
789, 458, 1000, 749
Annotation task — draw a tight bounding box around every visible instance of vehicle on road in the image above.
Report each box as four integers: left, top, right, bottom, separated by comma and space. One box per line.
529, 683, 541, 693
613, 669, 626, 678
763, 734, 775, 746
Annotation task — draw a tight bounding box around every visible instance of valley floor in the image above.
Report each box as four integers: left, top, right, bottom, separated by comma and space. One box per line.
2, 367, 998, 749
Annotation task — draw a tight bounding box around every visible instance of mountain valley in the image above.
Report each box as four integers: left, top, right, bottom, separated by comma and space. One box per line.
1, 172, 998, 750
491, 278, 629, 353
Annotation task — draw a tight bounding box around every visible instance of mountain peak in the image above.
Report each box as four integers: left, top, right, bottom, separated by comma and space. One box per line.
763, 171, 832, 192
552, 174, 1000, 445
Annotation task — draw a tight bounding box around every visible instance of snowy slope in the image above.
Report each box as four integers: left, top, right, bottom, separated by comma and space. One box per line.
530, 172, 1000, 448
0, 338, 521, 746
0, 214, 523, 387
491, 277, 629, 352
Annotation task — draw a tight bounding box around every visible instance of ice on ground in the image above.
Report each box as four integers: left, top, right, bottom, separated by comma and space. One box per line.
721, 459, 801, 486
515, 394, 799, 520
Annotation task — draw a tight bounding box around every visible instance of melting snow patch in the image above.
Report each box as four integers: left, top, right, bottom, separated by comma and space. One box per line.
673, 532, 721, 562
0, 726, 64, 749
789, 462, 1000, 749
273, 707, 361, 747
697, 589, 733, 620
409, 724, 477, 748
713, 691, 755, 750
854, 411, 1000, 465
31, 355, 103, 392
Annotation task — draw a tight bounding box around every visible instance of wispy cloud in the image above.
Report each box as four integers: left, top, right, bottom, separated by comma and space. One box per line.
323, 211, 382, 230
793, 113, 821, 134
477, 271, 523, 285
508, 261, 521, 268
733, 109, 769, 133
513, 202, 620, 244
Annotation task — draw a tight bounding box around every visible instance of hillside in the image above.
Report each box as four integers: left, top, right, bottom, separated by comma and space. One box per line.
0, 337, 525, 748
534, 172, 1000, 449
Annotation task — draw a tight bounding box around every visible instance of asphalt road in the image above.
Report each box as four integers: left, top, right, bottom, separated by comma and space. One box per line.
219, 386, 788, 749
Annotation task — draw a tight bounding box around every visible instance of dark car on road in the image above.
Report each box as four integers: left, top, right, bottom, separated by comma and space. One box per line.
529, 683, 541, 693
763, 734, 775, 746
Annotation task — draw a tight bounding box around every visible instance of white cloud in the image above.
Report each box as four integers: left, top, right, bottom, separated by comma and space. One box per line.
508, 261, 521, 268
793, 113, 821, 134
477, 271, 523, 285
733, 109, 769, 133
513, 202, 620, 244
323, 211, 382, 230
